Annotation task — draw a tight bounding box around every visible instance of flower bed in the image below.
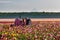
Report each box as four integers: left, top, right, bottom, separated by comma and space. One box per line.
0, 21, 60, 40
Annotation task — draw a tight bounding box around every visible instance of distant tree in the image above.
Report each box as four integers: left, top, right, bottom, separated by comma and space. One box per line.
43, 11, 45, 13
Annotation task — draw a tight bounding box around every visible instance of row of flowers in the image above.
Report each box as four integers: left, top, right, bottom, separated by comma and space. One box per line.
0, 21, 60, 40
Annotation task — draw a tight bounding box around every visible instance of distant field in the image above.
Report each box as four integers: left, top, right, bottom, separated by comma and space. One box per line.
0, 18, 60, 24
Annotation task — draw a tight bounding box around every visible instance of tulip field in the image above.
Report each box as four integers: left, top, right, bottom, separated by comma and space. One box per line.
0, 21, 60, 40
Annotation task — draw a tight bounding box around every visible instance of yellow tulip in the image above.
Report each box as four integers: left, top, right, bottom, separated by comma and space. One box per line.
11, 33, 17, 37
5, 32, 8, 35
14, 37, 17, 40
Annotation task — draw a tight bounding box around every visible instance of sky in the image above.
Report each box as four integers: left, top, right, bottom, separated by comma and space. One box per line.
0, 0, 60, 12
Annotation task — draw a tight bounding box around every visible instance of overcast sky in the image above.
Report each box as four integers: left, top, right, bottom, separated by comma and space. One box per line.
0, 0, 60, 12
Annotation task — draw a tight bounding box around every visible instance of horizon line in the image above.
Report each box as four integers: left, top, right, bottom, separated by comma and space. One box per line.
0, 11, 60, 12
